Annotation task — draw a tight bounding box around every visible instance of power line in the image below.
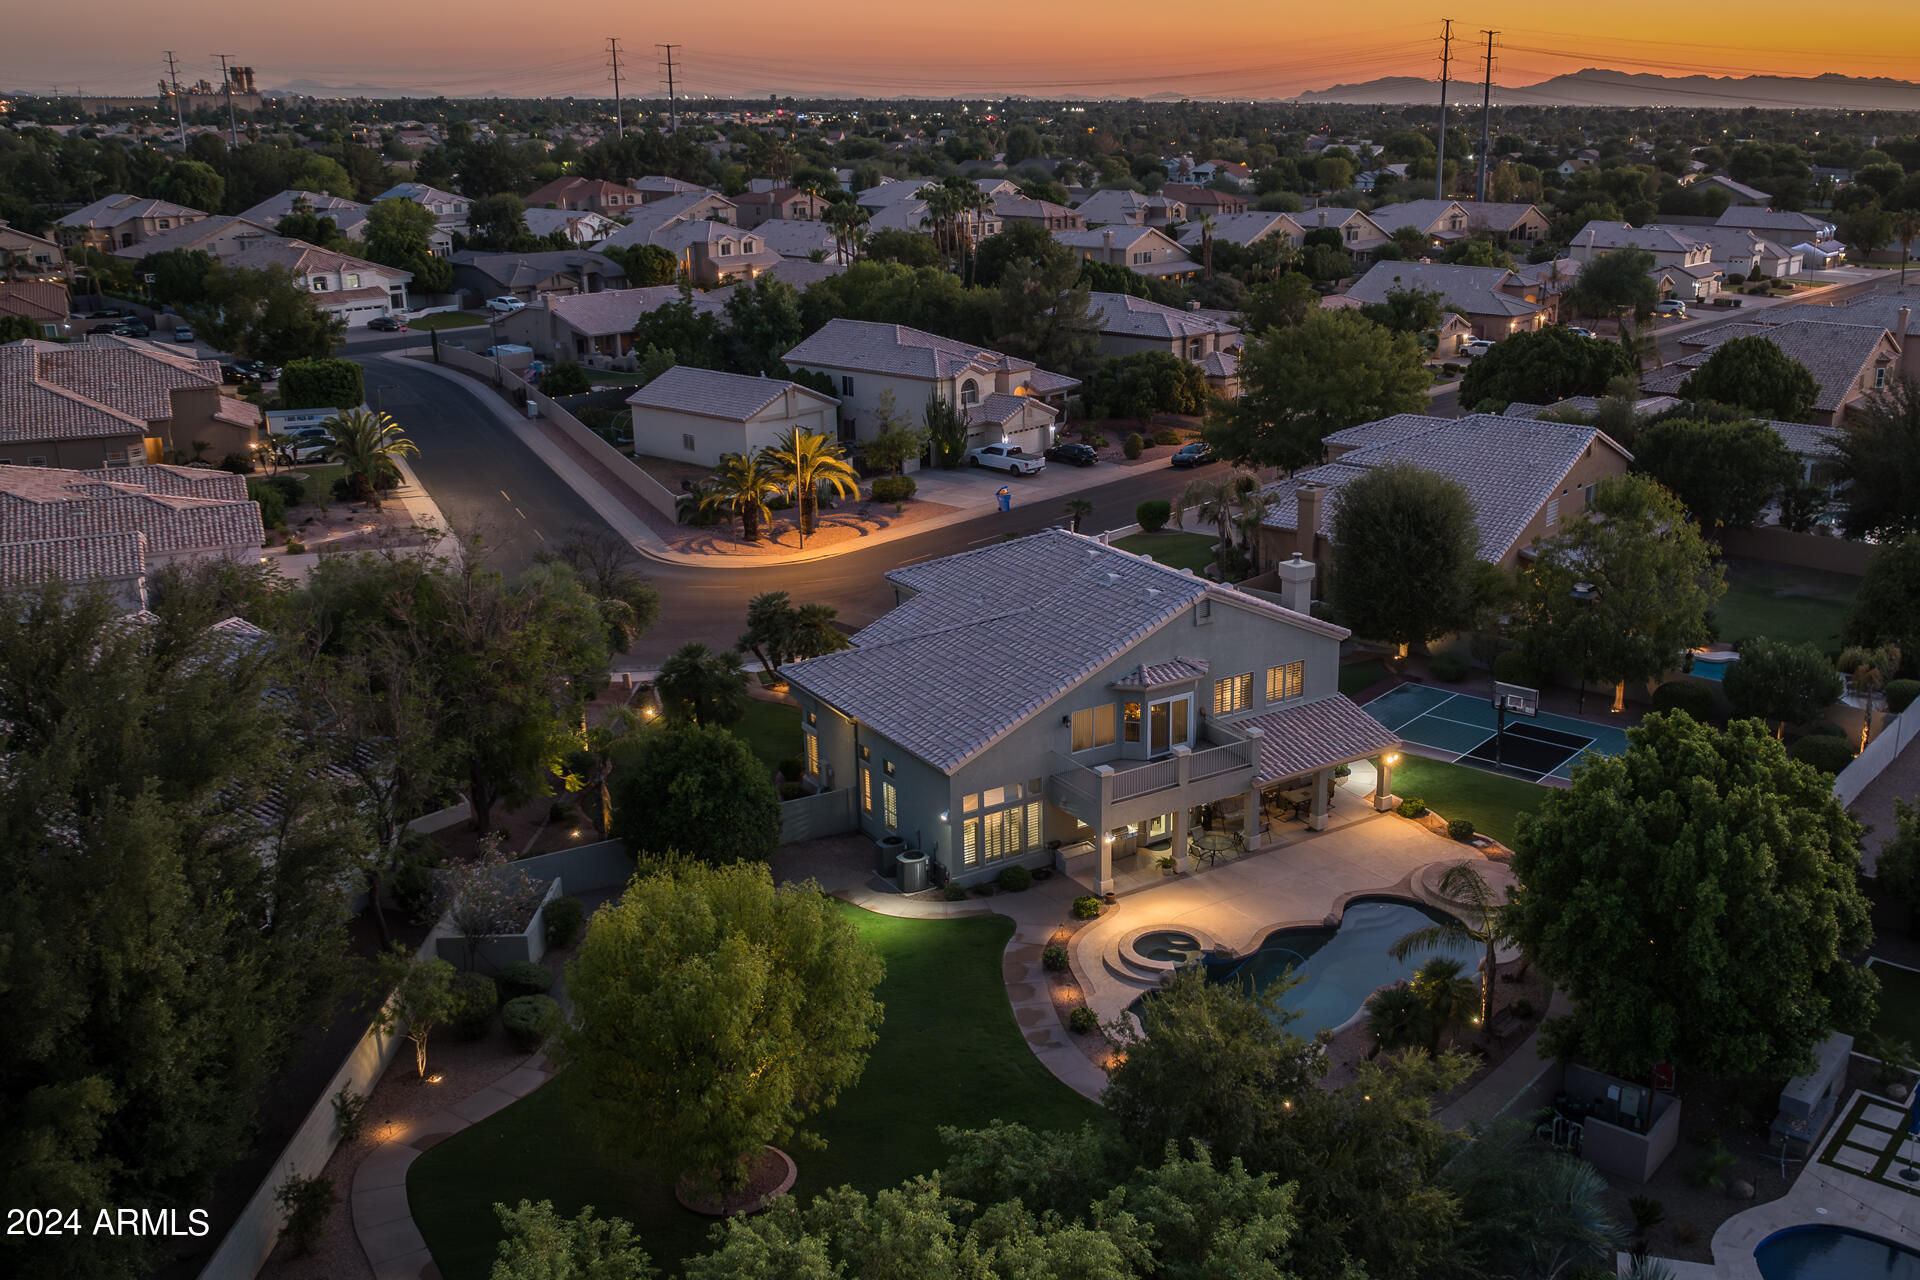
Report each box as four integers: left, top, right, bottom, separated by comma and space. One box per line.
162, 50, 185, 151
1476, 30, 1498, 203
1434, 19, 1453, 201
605, 37, 624, 139
658, 44, 680, 133
212, 52, 239, 147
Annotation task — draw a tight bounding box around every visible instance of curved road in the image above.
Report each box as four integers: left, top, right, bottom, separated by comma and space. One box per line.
370, 356, 1238, 666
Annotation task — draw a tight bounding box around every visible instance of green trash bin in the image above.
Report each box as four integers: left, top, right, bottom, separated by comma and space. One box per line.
896, 853, 929, 893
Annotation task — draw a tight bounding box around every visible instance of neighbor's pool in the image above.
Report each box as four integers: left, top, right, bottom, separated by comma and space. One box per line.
1689, 651, 1738, 682
1179, 898, 1481, 1036
1755, 1224, 1920, 1280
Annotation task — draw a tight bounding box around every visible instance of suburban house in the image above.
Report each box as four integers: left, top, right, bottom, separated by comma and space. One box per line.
1569, 221, 1714, 273
374, 183, 471, 235
1163, 184, 1250, 217
1073, 189, 1186, 229
783, 318, 1080, 457
1255, 413, 1634, 576
1797, 240, 1848, 269
1644, 318, 1905, 427
732, 187, 832, 229
1694, 175, 1773, 205
1176, 210, 1301, 251
1463, 202, 1553, 244
1715, 207, 1836, 244
865, 195, 1002, 240
625, 367, 840, 466
1343, 260, 1555, 339
237, 190, 375, 241
523, 176, 649, 217
108, 215, 280, 261
1762, 290, 1920, 380
992, 194, 1084, 232
0, 281, 72, 339
0, 222, 67, 279
595, 192, 740, 250
222, 239, 413, 326
1646, 223, 1801, 279
779, 530, 1402, 893
1086, 292, 1240, 369
0, 335, 263, 468
1370, 198, 1472, 243
630, 175, 712, 203
1506, 399, 1845, 487
0, 464, 263, 612
650, 220, 782, 285
1053, 226, 1198, 280
497, 285, 728, 361
449, 249, 626, 304
521, 207, 620, 246
57, 194, 208, 252
1355, 164, 1411, 194
1292, 205, 1390, 253
749, 218, 838, 260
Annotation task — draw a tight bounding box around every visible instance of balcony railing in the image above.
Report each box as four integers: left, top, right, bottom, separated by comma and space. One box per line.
1111, 756, 1182, 801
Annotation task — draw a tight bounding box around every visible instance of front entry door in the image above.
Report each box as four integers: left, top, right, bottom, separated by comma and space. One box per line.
1149, 695, 1191, 756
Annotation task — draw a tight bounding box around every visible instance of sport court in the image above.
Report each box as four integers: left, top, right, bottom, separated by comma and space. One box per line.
1362, 684, 1630, 783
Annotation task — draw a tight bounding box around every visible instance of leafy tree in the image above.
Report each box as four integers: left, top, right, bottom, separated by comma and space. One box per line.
1457, 326, 1638, 411
1444, 237, 1511, 268
156, 158, 224, 212
279, 357, 365, 412
1845, 534, 1920, 657
1242, 271, 1321, 333
924, 391, 968, 468
765, 427, 859, 542
540, 362, 590, 395
630, 285, 725, 369
1681, 336, 1820, 423
609, 723, 781, 864
1874, 799, 1920, 921
141, 246, 215, 306
1722, 638, 1844, 736
540, 529, 662, 652
1567, 246, 1658, 321
862, 228, 941, 267
1204, 308, 1430, 472
489, 1200, 657, 1280
455, 136, 537, 198
600, 242, 678, 287
558, 859, 884, 1192
720, 275, 805, 376
0, 583, 353, 1280
1507, 713, 1877, 1079
369, 947, 456, 1079
184, 263, 345, 364
1083, 350, 1208, 421
988, 226, 1100, 375
1839, 643, 1900, 750
1358, 286, 1444, 334
654, 641, 748, 727
0, 314, 38, 342
859, 391, 928, 474
1517, 473, 1724, 698
1834, 377, 1920, 541
364, 196, 452, 293
467, 192, 529, 251
1632, 416, 1797, 533
321, 407, 417, 503
1330, 461, 1480, 649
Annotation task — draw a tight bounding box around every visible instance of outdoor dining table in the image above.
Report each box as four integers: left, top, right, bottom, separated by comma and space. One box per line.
1189, 831, 1241, 866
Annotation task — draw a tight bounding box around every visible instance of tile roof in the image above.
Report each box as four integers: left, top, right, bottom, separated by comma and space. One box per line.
1, 337, 224, 444
1461, 202, 1547, 232
1086, 292, 1240, 341
855, 179, 935, 208
754, 258, 850, 293
1764, 288, 1920, 336
1112, 657, 1209, 688
1344, 261, 1546, 318
376, 182, 465, 207
108, 215, 279, 259
1369, 199, 1468, 234
785, 317, 1039, 380
236, 190, 371, 232
991, 193, 1078, 222
781, 529, 1346, 773
0, 281, 68, 322
223, 237, 410, 284
1175, 211, 1300, 249
964, 392, 1046, 427
1200, 350, 1238, 379
1291, 206, 1387, 240
1644, 319, 1894, 413
520, 208, 618, 242
747, 218, 836, 258
0, 531, 147, 588
546, 285, 728, 336
1073, 189, 1183, 225
1715, 208, 1834, 237
1572, 221, 1705, 255
1241, 696, 1402, 782
448, 249, 625, 289
59, 193, 208, 228
595, 194, 739, 249
1052, 225, 1170, 252
0, 465, 262, 590
624, 366, 835, 421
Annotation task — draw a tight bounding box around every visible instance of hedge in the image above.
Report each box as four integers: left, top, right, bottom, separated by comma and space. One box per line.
501, 995, 563, 1052
1886, 679, 1920, 714
543, 896, 585, 949
1791, 733, 1856, 776
278, 358, 363, 411
1136, 499, 1172, 532
495, 960, 553, 1002
1652, 680, 1717, 723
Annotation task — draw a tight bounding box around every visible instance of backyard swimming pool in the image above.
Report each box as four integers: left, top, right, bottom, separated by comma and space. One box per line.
1754, 1224, 1920, 1279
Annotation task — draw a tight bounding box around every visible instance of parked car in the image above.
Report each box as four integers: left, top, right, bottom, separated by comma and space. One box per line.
1045, 441, 1098, 467
1655, 299, 1687, 318
1565, 326, 1596, 339
236, 360, 282, 381
219, 362, 249, 383
88, 321, 127, 335
485, 296, 526, 313
366, 315, 404, 331
1169, 441, 1215, 469
966, 444, 1044, 475
1461, 338, 1496, 357
171, 326, 194, 343
288, 437, 336, 462
120, 321, 150, 337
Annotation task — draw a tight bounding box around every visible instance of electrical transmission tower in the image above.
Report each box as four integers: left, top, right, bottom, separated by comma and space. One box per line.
163, 50, 186, 151
1476, 31, 1500, 203
1433, 20, 1453, 201
213, 52, 239, 146
606, 37, 625, 139
658, 44, 681, 134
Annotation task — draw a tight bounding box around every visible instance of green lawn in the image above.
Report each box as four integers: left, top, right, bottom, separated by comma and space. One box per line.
585, 369, 650, 385
1114, 531, 1216, 574
1715, 560, 1859, 652
1869, 960, 1920, 1048
1339, 659, 1390, 698
407, 310, 489, 330
281, 463, 345, 506
1391, 755, 1549, 849
408, 905, 1107, 1278
733, 698, 802, 773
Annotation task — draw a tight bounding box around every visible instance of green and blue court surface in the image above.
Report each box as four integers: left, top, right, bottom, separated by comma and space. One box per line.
1363, 684, 1630, 783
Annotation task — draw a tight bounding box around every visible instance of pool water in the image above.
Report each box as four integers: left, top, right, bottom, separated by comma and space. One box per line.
1135, 929, 1206, 963
1691, 661, 1732, 682
1755, 1224, 1920, 1279
1203, 898, 1482, 1036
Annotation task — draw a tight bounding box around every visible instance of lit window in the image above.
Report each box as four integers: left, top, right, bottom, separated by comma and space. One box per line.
1266, 661, 1304, 703
1123, 700, 1142, 743
882, 780, 898, 830
804, 729, 819, 777
961, 378, 979, 406
884, 759, 895, 776
1213, 672, 1252, 715
1545, 497, 1561, 528
859, 763, 872, 812
1070, 704, 1116, 751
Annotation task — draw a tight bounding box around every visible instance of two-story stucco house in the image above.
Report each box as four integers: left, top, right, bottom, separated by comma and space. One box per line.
1054, 226, 1198, 281
733, 187, 832, 229
1370, 198, 1472, 244
1086, 292, 1240, 363
375, 183, 471, 235
783, 318, 1080, 459
1343, 261, 1556, 340
782, 531, 1402, 892
223, 239, 413, 326
57, 195, 208, 253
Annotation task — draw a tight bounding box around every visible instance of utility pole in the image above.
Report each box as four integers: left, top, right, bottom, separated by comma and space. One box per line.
212, 52, 239, 147
658, 44, 680, 134
605, 37, 624, 140
1476, 30, 1499, 204
1433, 20, 1453, 201
163, 50, 186, 151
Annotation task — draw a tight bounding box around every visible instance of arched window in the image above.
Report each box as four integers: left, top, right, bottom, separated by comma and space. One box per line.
960, 379, 980, 406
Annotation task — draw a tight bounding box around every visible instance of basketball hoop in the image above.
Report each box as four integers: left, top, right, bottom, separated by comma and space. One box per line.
1491, 682, 1540, 771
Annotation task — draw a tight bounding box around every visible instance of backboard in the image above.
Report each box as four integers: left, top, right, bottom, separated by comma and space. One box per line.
1493, 681, 1540, 718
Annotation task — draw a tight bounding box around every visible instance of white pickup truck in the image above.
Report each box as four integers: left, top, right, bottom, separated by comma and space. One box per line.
966, 444, 1045, 475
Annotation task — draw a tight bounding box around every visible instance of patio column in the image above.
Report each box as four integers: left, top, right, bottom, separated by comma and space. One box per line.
1244, 784, 1262, 844
1094, 764, 1116, 894
1308, 767, 1332, 831
1373, 752, 1397, 813
1170, 805, 1190, 872
1097, 832, 1115, 895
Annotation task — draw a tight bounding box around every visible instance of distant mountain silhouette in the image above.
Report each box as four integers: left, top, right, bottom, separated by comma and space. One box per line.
1291, 69, 1920, 110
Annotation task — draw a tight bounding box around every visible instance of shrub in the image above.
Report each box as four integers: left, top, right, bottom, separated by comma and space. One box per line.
501, 994, 563, 1052
1653, 679, 1717, 722
1510, 997, 1536, 1020
775, 755, 805, 781
446, 971, 498, 1041
1071, 894, 1104, 919
871, 475, 917, 506
1491, 649, 1542, 688
267, 473, 306, 506
943, 881, 969, 901
779, 782, 808, 800
997, 865, 1033, 893
279, 357, 364, 411
547, 799, 574, 823
1447, 818, 1475, 841
1151, 428, 1183, 446
1887, 678, 1920, 713
1136, 498, 1172, 532
541, 362, 591, 396
1042, 944, 1070, 972
247, 480, 288, 530
1123, 432, 1144, 460
972, 882, 996, 897
544, 896, 585, 949
274, 1173, 337, 1256
284, 538, 307, 554
1068, 1006, 1100, 1035
220, 452, 255, 474
495, 960, 553, 1002
1807, 720, 1847, 738
1791, 733, 1856, 776
331, 1084, 369, 1141
389, 845, 442, 923
1430, 650, 1471, 682
1397, 796, 1428, 818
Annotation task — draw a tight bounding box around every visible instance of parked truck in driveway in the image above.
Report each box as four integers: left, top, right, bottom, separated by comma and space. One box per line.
966, 444, 1044, 475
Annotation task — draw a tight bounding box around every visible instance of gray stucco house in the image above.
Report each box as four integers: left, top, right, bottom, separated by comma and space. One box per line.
780, 531, 1401, 893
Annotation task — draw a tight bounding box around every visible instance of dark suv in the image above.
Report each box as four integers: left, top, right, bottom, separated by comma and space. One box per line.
1169, 441, 1215, 469
1045, 442, 1098, 467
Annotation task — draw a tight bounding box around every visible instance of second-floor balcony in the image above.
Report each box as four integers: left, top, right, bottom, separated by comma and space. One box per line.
1049, 723, 1261, 828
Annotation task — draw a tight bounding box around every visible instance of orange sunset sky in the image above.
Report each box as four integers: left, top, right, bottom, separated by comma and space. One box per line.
9, 0, 1919, 99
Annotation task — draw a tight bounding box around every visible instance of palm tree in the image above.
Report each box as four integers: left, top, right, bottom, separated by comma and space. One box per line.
1175, 473, 1260, 574
789, 603, 850, 660
1364, 982, 1430, 1055
703, 451, 781, 543
576, 704, 643, 836
954, 184, 994, 286
1197, 211, 1216, 279
764, 428, 859, 547
920, 185, 963, 261
322, 407, 418, 505
1520, 1157, 1625, 1280
1390, 861, 1509, 1027
1893, 210, 1920, 286
827, 202, 869, 265
1840, 643, 1901, 751
1619, 319, 1662, 372
1064, 497, 1093, 534
1410, 956, 1476, 1051
654, 641, 747, 727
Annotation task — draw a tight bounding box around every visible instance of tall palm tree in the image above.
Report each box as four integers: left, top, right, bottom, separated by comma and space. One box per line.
1892, 209, 1920, 286
1197, 211, 1217, 279
702, 450, 782, 543
827, 202, 869, 265
1175, 473, 1260, 574
322, 407, 418, 505
920, 185, 963, 261
1064, 497, 1093, 534
954, 184, 994, 286
1618, 319, 1662, 372
1840, 643, 1901, 751
654, 641, 747, 727
764, 428, 859, 547
1520, 1157, 1625, 1280
1410, 955, 1476, 1052
1390, 861, 1509, 1027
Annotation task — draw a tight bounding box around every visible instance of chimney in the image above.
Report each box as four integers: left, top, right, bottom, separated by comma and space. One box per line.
1897, 307, 1912, 356
1292, 481, 1324, 561
1102, 228, 1114, 249
1275, 554, 1315, 616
